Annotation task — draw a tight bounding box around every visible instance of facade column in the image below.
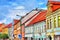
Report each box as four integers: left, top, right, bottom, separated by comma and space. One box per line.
52, 35, 54, 40
56, 15, 58, 28
52, 16, 54, 29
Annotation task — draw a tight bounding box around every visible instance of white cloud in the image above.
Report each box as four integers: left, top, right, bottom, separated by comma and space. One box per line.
14, 6, 25, 10
7, 9, 28, 20
41, 7, 47, 10
39, 7, 47, 10
39, 2, 44, 5
0, 5, 28, 24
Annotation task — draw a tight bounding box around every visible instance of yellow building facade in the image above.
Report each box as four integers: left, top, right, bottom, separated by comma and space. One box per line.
2, 24, 8, 34
2, 28, 8, 34
46, 1, 60, 40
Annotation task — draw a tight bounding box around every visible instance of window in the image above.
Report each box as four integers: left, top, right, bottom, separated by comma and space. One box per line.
54, 17, 56, 28
41, 26, 43, 32
42, 24, 45, 32
30, 27, 33, 33
50, 19, 52, 29
58, 16, 60, 27
47, 20, 49, 29
44, 25, 46, 32
39, 26, 41, 33
41, 26, 42, 32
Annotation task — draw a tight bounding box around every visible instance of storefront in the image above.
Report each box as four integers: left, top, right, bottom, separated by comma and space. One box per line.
54, 35, 60, 40
54, 32, 60, 40
41, 33, 47, 40
25, 34, 33, 40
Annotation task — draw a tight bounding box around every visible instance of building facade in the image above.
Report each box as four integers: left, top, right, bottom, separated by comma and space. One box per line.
25, 25, 33, 40
0, 24, 5, 34
24, 10, 47, 40
13, 20, 21, 40
8, 23, 13, 40
21, 9, 40, 40
46, 1, 60, 40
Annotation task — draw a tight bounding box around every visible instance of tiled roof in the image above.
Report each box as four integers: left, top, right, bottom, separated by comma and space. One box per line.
49, 1, 60, 12
14, 20, 20, 25
0, 24, 3, 26
4, 23, 12, 28
21, 9, 40, 24
27, 10, 47, 26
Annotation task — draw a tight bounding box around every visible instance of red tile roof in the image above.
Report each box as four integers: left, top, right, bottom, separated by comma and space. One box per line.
49, 1, 60, 12
4, 23, 12, 28
27, 10, 47, 26
0, 24, 3, 26
14, 20, 20, 25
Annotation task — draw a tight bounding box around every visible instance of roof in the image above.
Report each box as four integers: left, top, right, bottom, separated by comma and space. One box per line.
49, 1, 60, 12
4, 23, 12, 28
0, 24, 3, 26
27, 10, 47, 26
14, 19, 20, 25
21, 9, 40, 24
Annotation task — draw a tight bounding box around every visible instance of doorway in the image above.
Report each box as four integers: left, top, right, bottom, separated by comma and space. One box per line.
48, 35, 52, 40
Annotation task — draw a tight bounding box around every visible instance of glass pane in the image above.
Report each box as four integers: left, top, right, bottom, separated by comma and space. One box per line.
50, 19, 52, 29
47, 20, 49, 29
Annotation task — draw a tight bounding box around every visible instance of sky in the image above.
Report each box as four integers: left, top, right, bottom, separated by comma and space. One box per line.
0, 0, 48, 24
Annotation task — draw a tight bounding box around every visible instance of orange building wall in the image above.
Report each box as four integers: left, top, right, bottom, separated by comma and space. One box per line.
14, 20, 22, 40
0, 24, 3, 32
22, 25, 25, 40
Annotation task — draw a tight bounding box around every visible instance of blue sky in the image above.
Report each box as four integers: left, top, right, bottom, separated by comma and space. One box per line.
0, 0, 48, 24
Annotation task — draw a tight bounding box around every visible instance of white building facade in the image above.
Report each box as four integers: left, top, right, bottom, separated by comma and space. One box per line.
25, 21, 46, 40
